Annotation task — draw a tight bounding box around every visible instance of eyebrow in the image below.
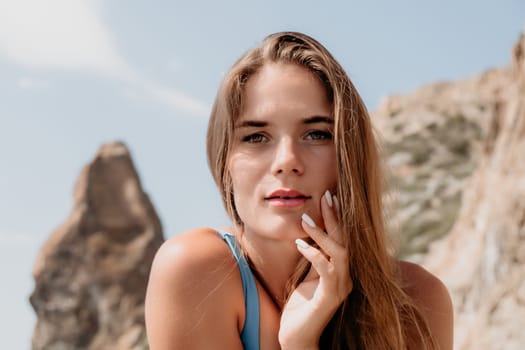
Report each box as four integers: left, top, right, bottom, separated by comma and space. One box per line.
304, 116, 334, 125
236, 120, 268, 128
235, 115, 333, 128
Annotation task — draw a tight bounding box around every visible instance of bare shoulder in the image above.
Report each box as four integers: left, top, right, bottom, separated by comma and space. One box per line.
397, 260, 452, 311
145, 227, 244, 349
150, 227, 237, 278
397, 260, 454, 350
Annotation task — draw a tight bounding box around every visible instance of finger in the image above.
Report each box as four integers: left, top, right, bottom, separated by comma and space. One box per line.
302, 212, 350, 287
333, 193, 340, 212
301, 213, 345, 260
321, 190, 343, 244
295, 239, 331, 278
296, 239, 352, 295
296, 239, 353, 304
302, 261, 319, 282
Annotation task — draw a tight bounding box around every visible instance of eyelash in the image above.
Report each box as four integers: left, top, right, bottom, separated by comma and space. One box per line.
305, 130, 333, 141
241, 130, 332, 143
241, 133, 268, 143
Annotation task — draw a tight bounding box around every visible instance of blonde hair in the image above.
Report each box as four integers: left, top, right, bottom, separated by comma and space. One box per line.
207, 31, 436, 349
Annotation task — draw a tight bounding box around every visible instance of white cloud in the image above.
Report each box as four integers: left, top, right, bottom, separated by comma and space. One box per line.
0, 0, 209, 116
142, 80, 210, 117
0, 0, 132, 79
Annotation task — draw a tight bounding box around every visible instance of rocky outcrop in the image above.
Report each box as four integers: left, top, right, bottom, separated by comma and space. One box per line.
422, 32, 525, 349
374, 64, 513, 258
30, 142, 164, 350
375, 30, 525, 349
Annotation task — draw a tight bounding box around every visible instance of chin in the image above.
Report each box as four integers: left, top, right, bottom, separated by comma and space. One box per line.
259, 216, 307, 241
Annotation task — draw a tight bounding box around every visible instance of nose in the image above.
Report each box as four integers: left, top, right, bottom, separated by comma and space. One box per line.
271, 137, 304, 176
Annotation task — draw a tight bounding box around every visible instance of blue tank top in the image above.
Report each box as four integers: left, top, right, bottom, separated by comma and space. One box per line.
218, 231, 260, 350
219, 231, 259, 350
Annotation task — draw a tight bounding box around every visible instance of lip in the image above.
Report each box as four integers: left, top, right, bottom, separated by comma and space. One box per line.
264, 189, 311, 209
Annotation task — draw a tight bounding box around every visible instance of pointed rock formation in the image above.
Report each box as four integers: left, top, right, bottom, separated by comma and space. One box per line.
30, 142, 164, 350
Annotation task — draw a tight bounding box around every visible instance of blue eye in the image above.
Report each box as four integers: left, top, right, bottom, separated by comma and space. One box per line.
305, 130, 332, 141
241, 133, 268, 143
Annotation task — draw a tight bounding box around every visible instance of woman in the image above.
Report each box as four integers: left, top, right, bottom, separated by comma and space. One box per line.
145, 32, 453, 349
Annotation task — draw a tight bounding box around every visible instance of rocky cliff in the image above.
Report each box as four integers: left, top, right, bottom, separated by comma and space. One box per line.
30, 142, 164, 350
374, 60, 510, 258
375, 31, 525, 349
422, 33, 525, 349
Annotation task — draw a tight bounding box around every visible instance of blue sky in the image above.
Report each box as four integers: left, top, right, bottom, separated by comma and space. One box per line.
0, 0, 523, 348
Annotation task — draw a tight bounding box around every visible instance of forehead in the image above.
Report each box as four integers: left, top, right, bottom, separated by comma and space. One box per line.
239, 62, 331, 121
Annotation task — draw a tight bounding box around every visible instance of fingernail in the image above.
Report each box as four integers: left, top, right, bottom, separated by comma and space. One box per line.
295, 238, 309, 249
302, 213, 316, 228
324, 190, 333, 207
333, 195, 339, 211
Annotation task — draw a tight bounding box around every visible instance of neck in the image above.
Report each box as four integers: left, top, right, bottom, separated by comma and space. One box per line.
238, 227, 302, 308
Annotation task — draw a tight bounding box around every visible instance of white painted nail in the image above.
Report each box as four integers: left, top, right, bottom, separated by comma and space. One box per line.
302, 213, 316, 228
295, 238, 310, 249
324, 190, 333, 207
333, 195, 339, 211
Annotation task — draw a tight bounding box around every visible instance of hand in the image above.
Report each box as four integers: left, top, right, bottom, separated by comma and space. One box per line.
278, 191, 353, 349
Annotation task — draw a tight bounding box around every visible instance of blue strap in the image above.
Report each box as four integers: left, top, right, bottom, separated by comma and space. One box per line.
218, 231, 260, 350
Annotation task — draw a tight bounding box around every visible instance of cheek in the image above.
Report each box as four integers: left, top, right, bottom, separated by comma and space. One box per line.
229, 149, 270, 185
315, 148, 338, 186
330, 154, 338, 185
230, 156, 252, 191
228, 154, 262, 209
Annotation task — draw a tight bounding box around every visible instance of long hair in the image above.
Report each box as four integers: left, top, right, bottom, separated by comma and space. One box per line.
206, 31, 436, 349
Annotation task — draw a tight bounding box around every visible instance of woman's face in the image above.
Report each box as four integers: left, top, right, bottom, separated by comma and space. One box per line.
228, 62, 337, 240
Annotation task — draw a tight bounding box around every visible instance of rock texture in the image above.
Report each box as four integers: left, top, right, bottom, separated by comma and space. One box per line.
422, 32, 525, 349
30, 142, 164, 350
374, 63, 511, 258
375, 30, 525, 349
